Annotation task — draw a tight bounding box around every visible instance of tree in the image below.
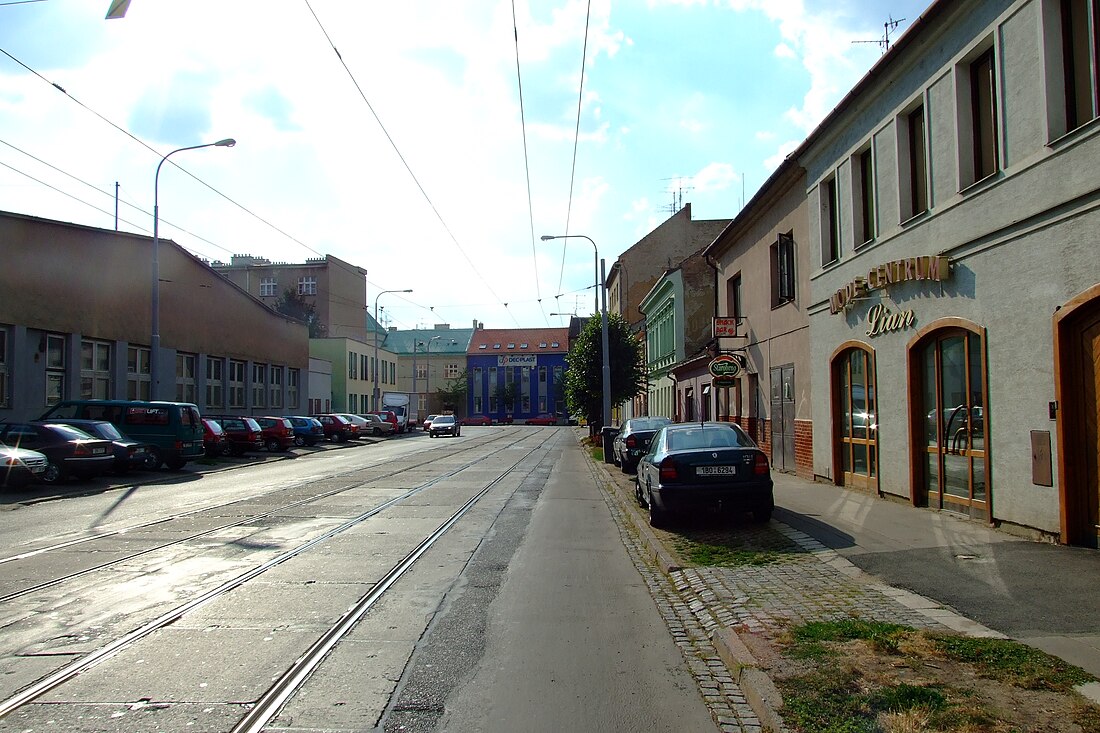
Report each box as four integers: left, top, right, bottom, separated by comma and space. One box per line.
435, 368, 468, 414
564, 311, 647, 431
273, 288, 326, 338
494, 380, 518, 414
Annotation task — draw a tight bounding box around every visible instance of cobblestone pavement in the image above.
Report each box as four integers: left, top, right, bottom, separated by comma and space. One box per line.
587, 450, 1000, 733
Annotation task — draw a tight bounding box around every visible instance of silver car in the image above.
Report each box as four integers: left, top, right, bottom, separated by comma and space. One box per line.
0, 443, 48, 488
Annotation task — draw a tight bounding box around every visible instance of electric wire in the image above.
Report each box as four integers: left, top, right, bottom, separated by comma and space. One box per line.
300, 0, 519, 328
556, 0, 593, 299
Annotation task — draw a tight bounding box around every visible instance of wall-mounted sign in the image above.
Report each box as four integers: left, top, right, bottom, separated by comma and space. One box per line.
497, 355, 537, 366
864, 304, 916, 337
708, 354, 745, 383
830, 255, 950, 314
713, 316, 741, 338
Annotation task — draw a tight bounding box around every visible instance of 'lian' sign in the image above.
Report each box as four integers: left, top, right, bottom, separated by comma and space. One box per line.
864, 304, 915, 337
830, 255, 950, 314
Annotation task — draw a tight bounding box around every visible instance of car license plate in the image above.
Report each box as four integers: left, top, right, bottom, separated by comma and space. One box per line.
30, 464, 45, 474
93, 446, 107, 455
697, 465, 736, 476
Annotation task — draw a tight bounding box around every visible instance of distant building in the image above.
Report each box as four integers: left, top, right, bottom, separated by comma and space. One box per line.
466, 328, 569, 422
380, 323, 476, 418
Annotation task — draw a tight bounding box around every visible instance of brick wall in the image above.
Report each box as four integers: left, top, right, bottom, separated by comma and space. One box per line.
794, 418, 813, 480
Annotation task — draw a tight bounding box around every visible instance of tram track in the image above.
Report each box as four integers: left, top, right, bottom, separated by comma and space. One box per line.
0, 428, 563, 726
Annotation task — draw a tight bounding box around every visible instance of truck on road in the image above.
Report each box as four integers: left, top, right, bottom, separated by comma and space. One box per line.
381, 392, 413, 433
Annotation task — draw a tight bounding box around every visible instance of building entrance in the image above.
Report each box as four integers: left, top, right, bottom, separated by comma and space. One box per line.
834, 348, 877, 491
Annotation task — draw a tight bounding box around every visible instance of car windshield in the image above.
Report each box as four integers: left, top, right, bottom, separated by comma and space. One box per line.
630, 418, 671, 431
87, 422, 124, 440
244, 418, 261, 430
435, 416, 455, 425
666, 426, 753, 451
46, 424, 96, 440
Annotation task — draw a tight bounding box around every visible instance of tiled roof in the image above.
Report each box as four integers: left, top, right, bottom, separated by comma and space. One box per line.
467, 328, 570, 355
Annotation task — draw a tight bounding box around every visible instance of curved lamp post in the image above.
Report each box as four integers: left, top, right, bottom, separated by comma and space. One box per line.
151, 138, 235, 400
541, 234, 611, 431
373, 288, 412, 410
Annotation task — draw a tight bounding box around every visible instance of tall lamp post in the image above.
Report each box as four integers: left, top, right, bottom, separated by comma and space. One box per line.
151, 138, 235, 400
373, 288, 412, 411
540, 234, 611, 432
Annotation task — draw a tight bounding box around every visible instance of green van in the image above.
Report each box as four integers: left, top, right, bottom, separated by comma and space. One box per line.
39, 400, 204, 470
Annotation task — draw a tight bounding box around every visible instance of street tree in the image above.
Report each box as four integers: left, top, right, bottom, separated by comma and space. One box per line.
435, 368, 468, 414
564, 311, 646, 431
273, 288, 326, 338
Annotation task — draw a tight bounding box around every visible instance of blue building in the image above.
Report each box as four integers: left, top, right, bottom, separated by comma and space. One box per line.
466, 328, 569, 423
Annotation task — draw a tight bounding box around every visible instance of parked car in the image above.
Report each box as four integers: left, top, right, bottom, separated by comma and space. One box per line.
362, 413, 395, 437
636, 422, 773, 527
459, 414, 491, 426
422, 414, 440, 432
334, 413, 373, 439
206, 416, 264, 456
255, 416, 295, 452
0, 442, 48, 488
0, 423, 114, 484
284, 416, 325, 447
366, 411, 399, 434
39, 399, 203, 470
612, 417, 673, 474
429, 414, 461, 438
312, 414, 357, 442
43, 418, 152, 474
525, 413, 559, 426
201, 418, 230, 457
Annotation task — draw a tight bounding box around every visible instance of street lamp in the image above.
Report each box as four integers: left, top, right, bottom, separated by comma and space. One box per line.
424, 335, 445, 413
541, 234, 611, 433
151, 138, 235, 400
373, 288, 412, 411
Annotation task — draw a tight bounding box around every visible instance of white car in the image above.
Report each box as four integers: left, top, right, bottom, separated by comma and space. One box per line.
422, 414, 440, 432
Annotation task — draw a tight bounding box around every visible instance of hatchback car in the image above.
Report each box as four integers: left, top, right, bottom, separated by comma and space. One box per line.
43, 418, 151, 473
255, 416, 295, 452
201, 418, 230, 457
0, 442, 48, 488
206, 416, 265, 456
284, 416, 325, 447
312, 414, 357, 442
0, 422, 114, 484
636, 422, 773, 527
422, 414, 439, 432
428, 414, 461, 438
612, 417, 673, 474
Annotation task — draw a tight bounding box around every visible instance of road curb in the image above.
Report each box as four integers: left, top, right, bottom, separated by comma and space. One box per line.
590, 452, 789, 732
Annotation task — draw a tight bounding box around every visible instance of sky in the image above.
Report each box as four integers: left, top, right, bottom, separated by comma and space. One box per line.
0, 0, 933, 333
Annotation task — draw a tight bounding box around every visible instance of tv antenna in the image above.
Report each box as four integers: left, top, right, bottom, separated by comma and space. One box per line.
852, 15, 906, 53
660, 177, 693, 215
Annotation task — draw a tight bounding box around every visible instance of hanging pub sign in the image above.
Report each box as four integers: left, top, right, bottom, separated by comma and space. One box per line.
708, 353, 745, 384
713, 316, 741, 338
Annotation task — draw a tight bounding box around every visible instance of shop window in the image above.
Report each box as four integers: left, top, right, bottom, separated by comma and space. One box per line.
835, 348, 877, 490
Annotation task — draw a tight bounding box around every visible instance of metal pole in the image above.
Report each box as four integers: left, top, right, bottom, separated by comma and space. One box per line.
601, 258, 611, 429
151, 138, 234, 400
373, 288, 413, 411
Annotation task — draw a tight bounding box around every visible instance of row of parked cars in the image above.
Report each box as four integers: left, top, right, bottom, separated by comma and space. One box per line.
0, 400, 406, 489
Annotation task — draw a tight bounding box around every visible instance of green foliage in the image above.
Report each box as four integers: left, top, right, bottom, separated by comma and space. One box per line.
678, 542, 782, 567
929, 633, 1096, 691
435, 368, 468, 412
273, 288, 326, 338
563, 312, 646, 429
792, 618, 912, 654
494, 380, 518, 412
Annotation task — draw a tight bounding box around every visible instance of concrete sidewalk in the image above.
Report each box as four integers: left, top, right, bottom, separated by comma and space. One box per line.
587, 443, 1100, 732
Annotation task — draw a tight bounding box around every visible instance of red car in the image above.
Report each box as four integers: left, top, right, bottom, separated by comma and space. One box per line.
201, 418, 229, 457
255, 416, 295, 452
460, 414, 492, 426
312, 414, 357, 442
206, 416, 264, 456
526, 414, 559, 426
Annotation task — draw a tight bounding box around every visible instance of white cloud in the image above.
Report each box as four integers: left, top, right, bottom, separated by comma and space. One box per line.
688, 162, 737, 192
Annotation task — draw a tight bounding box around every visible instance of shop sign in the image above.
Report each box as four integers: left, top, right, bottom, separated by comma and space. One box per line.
830, 255, 950, 314
713, 317, 741, 338
497, 355, 537, 366
708, 354, 744, 383
864, 304, 916, 337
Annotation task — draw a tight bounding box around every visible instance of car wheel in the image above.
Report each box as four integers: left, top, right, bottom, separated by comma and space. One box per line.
751, 506, 773, 523
265, 438, 280, 452
41, 461, 65, 485
166, 457, 187, 471
143, 447, 164, 470
294, 435, 305, 447
634, 476, 646, 507
647, 486, 669, 529
337, 432, 348, 443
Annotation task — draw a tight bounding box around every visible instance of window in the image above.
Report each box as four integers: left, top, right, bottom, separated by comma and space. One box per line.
966, 47, 999, 184
288, 368, 300, 408
390, 362, 395, 384
1059, 0, 1099, 133
551, 342, 559, 348
361, 355, 368, 380
416, 363, 428, 379
174, 353, 196, 404
855, 147, 876, 245
229, 359, 246, 408
771, 232, 796, 306
127, 346, 151, 400
252, 363, 267, 407
520, 343, 528, 349
493, 344, 501, 349
270, 366, 283, 408
0, 328, 8, 407
297, 276, 317, 296
479, 344, 487, 349
726, 274, 743, 321
900, 104, 929, 219
539, 366, 547, 384
444, 363, 460, 378
45, 334, 66, 406
260, 277, 277, 297
553, 366, 562, 387
80, 339, 111, 399
521, 367, 531, 412
822, 176, 841, 265
348, 352, 357, 380
349, 393, 357, 413
507, 343, 515, 349
206, 357, 224, 409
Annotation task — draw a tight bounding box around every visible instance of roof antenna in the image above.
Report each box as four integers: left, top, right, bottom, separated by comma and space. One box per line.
852, 15, 906, 53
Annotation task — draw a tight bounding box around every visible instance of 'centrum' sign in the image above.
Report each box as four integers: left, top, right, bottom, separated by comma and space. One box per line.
830, 256, 950, 314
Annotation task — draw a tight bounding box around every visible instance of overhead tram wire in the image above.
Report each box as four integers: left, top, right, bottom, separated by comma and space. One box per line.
556, 0, 592, 301
301, 0, 519, 328
510, 0, 549, 328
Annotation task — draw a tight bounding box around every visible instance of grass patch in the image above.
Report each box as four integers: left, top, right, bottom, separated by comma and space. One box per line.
929, 633, 1096, 692
683, 542, 782, 567
792, 619, 912, 655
